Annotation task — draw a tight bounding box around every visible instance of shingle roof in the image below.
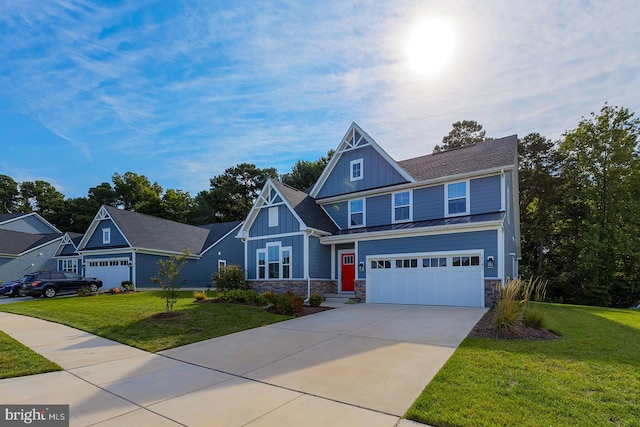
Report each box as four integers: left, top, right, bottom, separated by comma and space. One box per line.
0, 229, 62, 255
397, 135, 518, 181
198, 221, 243, 250
103, 206, 210, 254
0, 213, 28, 224
271, 180, 338, 233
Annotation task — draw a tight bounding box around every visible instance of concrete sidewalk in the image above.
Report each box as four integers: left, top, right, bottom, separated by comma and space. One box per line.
0, 304, 485, 426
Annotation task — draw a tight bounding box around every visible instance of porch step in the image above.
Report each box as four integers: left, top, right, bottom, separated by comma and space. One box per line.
322, 293, 359, 306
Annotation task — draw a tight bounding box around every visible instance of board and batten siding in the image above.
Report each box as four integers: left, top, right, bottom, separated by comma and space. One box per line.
470, 175, 502, 215
0, 215, 56, 234
246, 235, 304, 280
249, 204, 301, 237
58, 243, 77, 256
84, 219, 128, 248
316, 145, 408, 199
357, 229, 499, 280
309, 235, 331, 279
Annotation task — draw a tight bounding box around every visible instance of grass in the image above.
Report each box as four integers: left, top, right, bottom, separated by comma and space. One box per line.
0, 331, 62, 379
406, 303, 640, 426
0, 291, 292, 353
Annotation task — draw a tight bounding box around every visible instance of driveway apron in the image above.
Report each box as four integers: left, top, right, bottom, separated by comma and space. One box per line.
0, 304, 485, 426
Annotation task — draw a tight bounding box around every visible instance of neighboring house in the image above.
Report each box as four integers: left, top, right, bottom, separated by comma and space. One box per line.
53, 232, 84, 273
76, 205, 244, 290
237, 123, 520, 307
0, 213, 62, 282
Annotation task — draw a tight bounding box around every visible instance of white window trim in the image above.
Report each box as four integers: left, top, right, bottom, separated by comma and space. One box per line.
348, 198, 366, 228
392, 190, 413, 223
257, 242, 293, 280
268, 206, 278, 227
445, 180, 470, 217
218, 259, 227, 270
350, 158, 363, 182
102, 228, 111, 244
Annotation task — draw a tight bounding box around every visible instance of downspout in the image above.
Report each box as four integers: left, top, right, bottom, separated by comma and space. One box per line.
304, 230, 311, 304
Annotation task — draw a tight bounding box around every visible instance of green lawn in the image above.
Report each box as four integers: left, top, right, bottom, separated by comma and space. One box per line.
0, 291, 292, 353
406, 303, 640, 427
0, 331, 62, 379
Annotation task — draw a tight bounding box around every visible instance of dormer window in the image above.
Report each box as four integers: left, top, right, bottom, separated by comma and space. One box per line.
102, 228, 111, 244
350, 159, 363, 181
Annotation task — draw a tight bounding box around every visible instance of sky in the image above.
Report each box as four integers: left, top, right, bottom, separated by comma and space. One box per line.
1, 0, 639, 199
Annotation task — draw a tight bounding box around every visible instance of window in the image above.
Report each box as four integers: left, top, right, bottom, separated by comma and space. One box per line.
370, 260, 391, 269
61, 259, 78, 273
350, 159, 363, 181
452, 255, 480, 267
447, 182, 468, 216
218, 260, 226, 271
102, 228, 111, 244
393, 191, 412, 222
257, 243, 292, 280
268, 206, 278, 227
349, 199, 365, 227
395, 259, 418, 268
423, 257, 447, 268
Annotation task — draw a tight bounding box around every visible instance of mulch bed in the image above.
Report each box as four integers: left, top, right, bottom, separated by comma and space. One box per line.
150, 311, 185, 320
194, 299, 334, 317
468, 309, 560, 340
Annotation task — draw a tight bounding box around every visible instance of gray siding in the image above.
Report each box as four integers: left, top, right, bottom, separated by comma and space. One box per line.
309, 236, 331, 279
246, 235, 304, 280
357, 229, 499, 280
470, 175, 501, 214
0, 215, 57, 234
366, 194, 391, 226
249, 204, 301, 237
316, 145, 408, 198
414, 185, 444, 220
322, 202, 348, 230
85, 219, 128, 248
0, 241, 59, 282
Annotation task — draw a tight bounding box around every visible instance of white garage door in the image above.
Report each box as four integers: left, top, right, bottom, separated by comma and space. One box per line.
85, 259, 130, 291
366, 252, 484, 307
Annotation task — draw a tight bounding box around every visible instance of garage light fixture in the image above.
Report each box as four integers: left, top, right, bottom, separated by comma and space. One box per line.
358, 262, 365, 272
486, 256, 494, 269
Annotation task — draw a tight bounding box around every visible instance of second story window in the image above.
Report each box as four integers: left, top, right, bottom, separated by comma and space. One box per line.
102, 228, 111, 244
393, 191, 412, 223
349, 199, 365, 227
447, 181, 469, 216
268, 206, 278, 227
350, 159, 363, 181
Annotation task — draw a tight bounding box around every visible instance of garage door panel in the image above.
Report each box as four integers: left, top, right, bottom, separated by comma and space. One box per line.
367, 253, 483, 307
85, 258, 130, 291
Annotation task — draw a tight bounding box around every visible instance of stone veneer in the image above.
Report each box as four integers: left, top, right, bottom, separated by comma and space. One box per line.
484, 279, 502, 307
248, 280, 337, 297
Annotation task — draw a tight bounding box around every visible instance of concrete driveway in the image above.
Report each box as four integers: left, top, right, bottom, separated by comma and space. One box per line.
0, 304, 485, 426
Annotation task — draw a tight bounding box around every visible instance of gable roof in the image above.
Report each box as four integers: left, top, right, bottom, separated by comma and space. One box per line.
397, 135, 518, 181
78, 206, 210, 255
0, 229, 63, 256
198, 221, 243, 253
0, 213, 27, 224
0, 212, 61, 233
271, 180, 338, 233
309, 122, 415, 198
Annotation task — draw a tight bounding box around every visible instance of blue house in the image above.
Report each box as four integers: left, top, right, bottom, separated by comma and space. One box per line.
76, 205, 244, 290
237, 123, 520, 307
53, 232, 83, 274
0, 213, 62, 282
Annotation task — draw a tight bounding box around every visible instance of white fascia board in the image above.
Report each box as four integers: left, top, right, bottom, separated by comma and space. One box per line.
77, 206, 133, 250
0, 212, 61, 234
320, 221, 503, 245
18, 236, 64, 256
0, 253, 19, 259
315, 166, 514, 205
81, 247, 200, 259
244, 231, 306, 241
201, 222, 244, 255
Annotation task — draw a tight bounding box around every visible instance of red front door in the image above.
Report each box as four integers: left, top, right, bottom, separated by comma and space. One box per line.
341, 253, 355, 292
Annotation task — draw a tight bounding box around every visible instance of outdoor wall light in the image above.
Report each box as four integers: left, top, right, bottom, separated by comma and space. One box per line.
487, 256, 495, 269
358, 262, 365, 272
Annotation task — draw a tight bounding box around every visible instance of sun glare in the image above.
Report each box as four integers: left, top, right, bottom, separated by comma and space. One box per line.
406, 19, 455, 74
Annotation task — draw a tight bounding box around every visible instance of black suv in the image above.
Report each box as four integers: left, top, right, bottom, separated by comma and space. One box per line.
19, 271, 103, 298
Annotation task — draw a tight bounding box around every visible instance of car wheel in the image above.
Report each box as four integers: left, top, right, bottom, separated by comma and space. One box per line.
89, 283, 98, 293
44, 287, 57, 298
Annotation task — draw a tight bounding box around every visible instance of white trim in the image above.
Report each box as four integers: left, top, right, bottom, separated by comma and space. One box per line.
350, 158, 363, 182
258, 242, 293, 280
338, 249, 356, 293
303, 232, 310, 280
218, 259, 227, 270
348, 198, 366, 228
355, 240, 360, 280
445, 180, 470, 217
315, 168, 512, 205
102, 228, 111, 244
392, 190, 413, 223
497, 226, 505, 283
200, 222, 244, 255
80, 247, 201, 259
330, 244, 336, 280
77, 205, 133, 250
320, 221, 503, 245
13, 236, 64, 257
500, 172, 506, 212
268, 206, 279, 227
245, 230, 306, 241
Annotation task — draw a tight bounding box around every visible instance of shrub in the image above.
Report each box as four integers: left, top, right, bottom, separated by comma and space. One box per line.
309, 293, 323, 307
77, 286, 94, 297
223, 289, 258, 304
274, 291, 303, 315
121, 281, 135, 291
212, 265, 247, 291
494, 277, 549, 334
257, 291, 277, 306
193, 290, 208, 301
522, 305, 547, 329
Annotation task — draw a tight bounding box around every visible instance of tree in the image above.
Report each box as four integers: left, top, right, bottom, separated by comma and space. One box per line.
281, 150, 334, 191
434, 120, 486, 153
112, 172, 163, 215
18, 180, 65, 219
151, 250, 190, 312
0, 175, 20, 213
207, 163, 278, 222
556, 104, 640, 306
88, 182, 118, 207
161, 189, 194, 223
